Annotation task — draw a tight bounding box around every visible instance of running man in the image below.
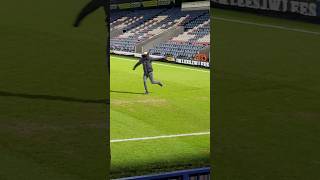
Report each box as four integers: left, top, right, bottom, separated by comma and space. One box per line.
133, 52, 164, 94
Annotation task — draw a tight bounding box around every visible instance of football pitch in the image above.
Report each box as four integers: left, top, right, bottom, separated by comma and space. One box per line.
1, 0, 320, 179
110, 55, 210, 178
0, 0, 107, 179
213, 8, 320, 180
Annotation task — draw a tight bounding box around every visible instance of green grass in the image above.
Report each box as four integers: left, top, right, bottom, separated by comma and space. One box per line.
110, 55, 210, 178
0, 0, 107, 179
2, 2, 320, 179
212, 8, 320, 180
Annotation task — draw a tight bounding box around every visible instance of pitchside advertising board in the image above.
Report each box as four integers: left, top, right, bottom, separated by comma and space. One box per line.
176, 58, 210, 67
212, 0, 320, 17
133, 53, 210, 68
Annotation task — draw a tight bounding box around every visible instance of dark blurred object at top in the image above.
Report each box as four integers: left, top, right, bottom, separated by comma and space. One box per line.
74, 0, 107, 27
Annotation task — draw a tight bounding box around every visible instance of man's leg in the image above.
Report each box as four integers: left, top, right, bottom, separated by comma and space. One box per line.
143, 74, 149, 94
149, 72, 163, 87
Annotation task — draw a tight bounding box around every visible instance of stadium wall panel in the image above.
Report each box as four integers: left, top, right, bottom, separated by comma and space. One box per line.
135, 26, 184, 53
111, 29, 123, 38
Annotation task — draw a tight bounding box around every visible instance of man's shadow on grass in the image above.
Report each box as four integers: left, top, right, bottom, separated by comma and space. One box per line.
0, 90, 108, 105
111, 90, 145, 95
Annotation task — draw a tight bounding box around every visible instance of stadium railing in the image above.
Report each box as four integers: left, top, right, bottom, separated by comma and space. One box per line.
115, 167, 211, 180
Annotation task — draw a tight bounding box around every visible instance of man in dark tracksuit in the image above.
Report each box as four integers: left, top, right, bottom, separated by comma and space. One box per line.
133, 52, 164, 94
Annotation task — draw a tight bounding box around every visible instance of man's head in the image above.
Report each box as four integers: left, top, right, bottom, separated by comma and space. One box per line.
142, 51, 148, 58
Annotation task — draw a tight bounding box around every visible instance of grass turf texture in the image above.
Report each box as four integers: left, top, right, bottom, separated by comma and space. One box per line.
212, 8, 320, 180
0, 0, 107, 179
110, 55, 210, 178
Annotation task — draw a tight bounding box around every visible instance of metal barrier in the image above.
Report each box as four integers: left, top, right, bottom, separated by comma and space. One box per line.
116, 167, 210, 180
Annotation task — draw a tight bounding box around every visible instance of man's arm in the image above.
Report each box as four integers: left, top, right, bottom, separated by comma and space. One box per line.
133, 60, 142, 70
149, 55, 167, 61
74, 0, 105, 27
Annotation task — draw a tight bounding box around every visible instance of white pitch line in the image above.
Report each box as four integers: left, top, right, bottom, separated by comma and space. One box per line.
214, 17, 320, 35
112, 57, 210, 73
111, 132, 210, 143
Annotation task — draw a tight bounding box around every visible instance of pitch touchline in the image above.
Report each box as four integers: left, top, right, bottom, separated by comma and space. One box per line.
110, 132, 210, 143
214, 17, 320, 35
112, 57, 210, 73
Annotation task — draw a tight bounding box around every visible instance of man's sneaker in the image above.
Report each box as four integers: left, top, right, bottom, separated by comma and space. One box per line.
144, 91, 149, 95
